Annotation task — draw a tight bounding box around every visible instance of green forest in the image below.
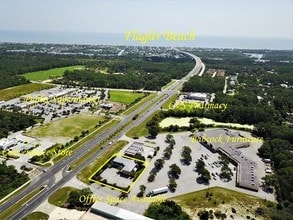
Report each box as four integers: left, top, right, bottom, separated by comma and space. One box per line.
57, 57, 194, 90
0, 110, 41, 138
0, 52, 80, 89
146, 50, 293, 219
0, 161, 29, 199
183, 76, 225, 93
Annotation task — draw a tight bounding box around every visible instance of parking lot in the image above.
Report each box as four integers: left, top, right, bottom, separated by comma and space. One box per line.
113, 131, 275, 214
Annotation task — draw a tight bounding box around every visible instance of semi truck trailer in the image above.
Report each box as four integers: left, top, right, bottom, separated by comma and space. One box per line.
147, 187, 169, 196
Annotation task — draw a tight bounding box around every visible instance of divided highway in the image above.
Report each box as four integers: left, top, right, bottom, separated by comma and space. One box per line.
1, 51, 203, 219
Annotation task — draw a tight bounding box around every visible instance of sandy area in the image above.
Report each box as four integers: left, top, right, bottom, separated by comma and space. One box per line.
197, 117, 254, 130
159, 117, 254, 130
159, 117, 192, 127
48, 207, 85, 220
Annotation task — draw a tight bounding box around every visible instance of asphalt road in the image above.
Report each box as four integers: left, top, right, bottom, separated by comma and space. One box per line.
1, 51, 203, 220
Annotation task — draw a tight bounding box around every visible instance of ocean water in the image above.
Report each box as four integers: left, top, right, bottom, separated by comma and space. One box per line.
0, 30, 292, 50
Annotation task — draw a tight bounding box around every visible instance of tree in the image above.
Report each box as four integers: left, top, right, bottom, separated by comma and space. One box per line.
195, 159, 206, 173
201, 168, 211, 183
148, 174, 155, 182
73, 136, 79, 142
148, 125, 159, 138
101, 88, 106, 100
67, 191, 80, 208
163, 147, 172, 160
181, 146, 192, 165
137, 185, 146, 197
169, 164, 181, 179
220, 163, 233, 181
0, 110, 41, 139
144, 200, 191, 219
154, 159, 165, 170
66, 188, 93, 209
169, 178, 177, 192
197, 210, 210, 220
165, 134, 175, 146
195, 159, 211, 183
261, 175, 277, 191
140, 185, 146, 192
0, 161, 29, 199
119, 192, 128, 199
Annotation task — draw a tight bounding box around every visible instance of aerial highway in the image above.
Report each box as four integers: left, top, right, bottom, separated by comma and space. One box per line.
1, 51, 203, 219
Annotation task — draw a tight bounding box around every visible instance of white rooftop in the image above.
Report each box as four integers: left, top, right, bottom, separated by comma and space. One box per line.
91, 202, 153, 220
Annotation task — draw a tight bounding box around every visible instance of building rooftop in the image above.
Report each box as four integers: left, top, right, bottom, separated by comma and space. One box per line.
124, 142, 144, 156
91, 202, 153, 220
219, 145, 258, 191
195, 128, 259, 191
113, 157, 137, 173
0, 138, 18, 149
196, 128, 250, 151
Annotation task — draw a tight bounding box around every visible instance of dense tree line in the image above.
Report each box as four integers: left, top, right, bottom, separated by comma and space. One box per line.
0, 53, 80, 89
144, 200, 191, 220
257, 138, 293, 219
57, 58, 194, 90
182, 76, 225, 93
0, 110, 41, 138
0, 161, 29, 199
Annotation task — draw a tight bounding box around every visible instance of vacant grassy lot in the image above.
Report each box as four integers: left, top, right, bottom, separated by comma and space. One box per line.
109, 90, 145, 105
26, 114, 106, 142
23, 212, 49, 220
172, 187, 273, 219
48, 187, 76, 207
78, 140, 128, 184
22, 65, 84, 81
0, 83, 54, 101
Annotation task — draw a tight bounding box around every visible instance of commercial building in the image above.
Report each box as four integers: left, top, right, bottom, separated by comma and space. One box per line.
90, 202, 153, 220
0, 138, 18, 150
186, 92, 208, 101
194, 128, 259, 191
112, 157, 137, 176
124, 142, 144, 157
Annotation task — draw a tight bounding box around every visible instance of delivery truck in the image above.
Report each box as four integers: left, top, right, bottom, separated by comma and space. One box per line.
147, 187, 169, 197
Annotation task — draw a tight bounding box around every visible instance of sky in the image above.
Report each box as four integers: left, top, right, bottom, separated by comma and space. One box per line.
0, 0, 292, 46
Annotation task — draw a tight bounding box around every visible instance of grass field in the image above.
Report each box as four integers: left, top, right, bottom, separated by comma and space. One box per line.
172, 187, 274, 219
77, 140, 128, 184
22, 65, 84, 81
26, 114, 106, 142
48, 187, 76, 207
23, 212, 49, 220
0, 83, 54, 101
109, 90, 145, 105
52, 119, 119, 164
